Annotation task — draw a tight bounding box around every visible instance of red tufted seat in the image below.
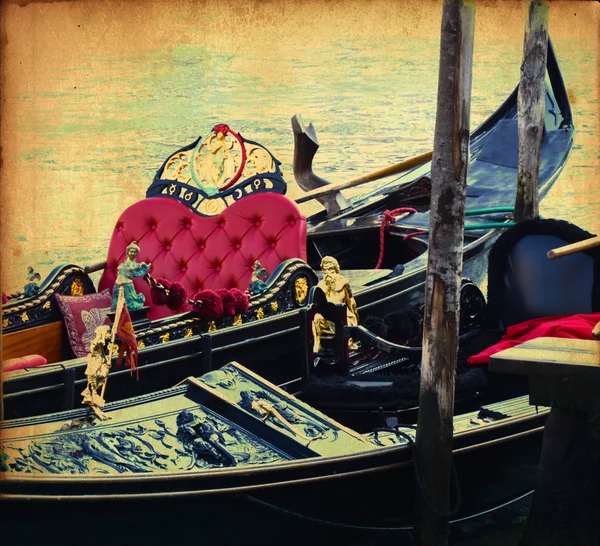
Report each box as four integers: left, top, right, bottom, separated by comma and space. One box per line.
98, 193, 307, 320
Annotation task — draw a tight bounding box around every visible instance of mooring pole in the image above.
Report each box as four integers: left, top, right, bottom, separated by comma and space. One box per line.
0, 338, 3, 420
414, 1, 475, 545
514, 0, 549, 222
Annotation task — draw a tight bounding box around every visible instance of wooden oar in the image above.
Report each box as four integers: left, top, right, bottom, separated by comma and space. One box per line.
294, 150, 433, 204
84, 261, 106, 274
547, 235, 600, 259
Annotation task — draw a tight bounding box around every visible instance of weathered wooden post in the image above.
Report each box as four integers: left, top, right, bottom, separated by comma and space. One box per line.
514, 0, 549, 222
413, 1, 475, 544
491, 337, 600, 546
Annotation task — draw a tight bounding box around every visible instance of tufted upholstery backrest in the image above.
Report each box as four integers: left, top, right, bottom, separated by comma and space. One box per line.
98, 193, 307, 320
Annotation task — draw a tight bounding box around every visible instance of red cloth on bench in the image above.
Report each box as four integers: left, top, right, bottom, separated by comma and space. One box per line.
468, 312, 600, 366
2, 354, 48, 373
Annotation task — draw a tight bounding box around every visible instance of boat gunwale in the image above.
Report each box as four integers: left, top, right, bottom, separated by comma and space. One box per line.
0, 396, 548, 489
0, 421, 547, 501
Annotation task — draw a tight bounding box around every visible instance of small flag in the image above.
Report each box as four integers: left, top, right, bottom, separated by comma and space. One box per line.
113, 295, 139, 380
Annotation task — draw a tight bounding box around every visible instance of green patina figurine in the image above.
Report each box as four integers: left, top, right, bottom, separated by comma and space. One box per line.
23, 266, 41, 298
248, 260, 268, 295
111, 241, 151, 312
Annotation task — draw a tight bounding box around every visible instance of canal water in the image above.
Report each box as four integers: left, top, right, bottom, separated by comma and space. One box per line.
1, 1, 597, 293
0, 2, 598, 544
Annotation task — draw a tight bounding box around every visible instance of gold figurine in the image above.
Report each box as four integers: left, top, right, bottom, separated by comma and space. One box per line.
312, 256, 359, 353
81, 325, 113, 420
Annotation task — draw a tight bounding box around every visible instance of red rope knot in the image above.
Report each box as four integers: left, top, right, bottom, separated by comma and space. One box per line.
375, 207, 417, 270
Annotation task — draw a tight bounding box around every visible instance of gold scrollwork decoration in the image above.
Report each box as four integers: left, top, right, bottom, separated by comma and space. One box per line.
184, 328, 193, 338
160, 333, 170, 344
162, 151, 192, 183
137, 340, 146, 349
2, 318, 9, 328
295, 277, 309, 305
43, 301, 51, 309
270, 301, 279, 312
256, 307, 265, 320
233, 314, 243, 326
197, 197, 227, 217
207, 321, 217, 332
70, 279, 84, 297
21, 311, 30, 322
242, 145, 275, 178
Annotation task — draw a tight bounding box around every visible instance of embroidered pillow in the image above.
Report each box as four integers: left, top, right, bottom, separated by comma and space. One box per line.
55, 289, 112, 358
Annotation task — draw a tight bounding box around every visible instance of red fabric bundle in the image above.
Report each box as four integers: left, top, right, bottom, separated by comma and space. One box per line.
191, 289, 224, 318
468, 312, 600, 366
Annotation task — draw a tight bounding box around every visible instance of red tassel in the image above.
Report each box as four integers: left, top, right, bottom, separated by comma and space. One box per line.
190, 290, 224, 318
151, 278, 171, 306
230, 288, 249, 314
166, 282, 188, 311
1, 292, 7, 304
215, 288, 236, 317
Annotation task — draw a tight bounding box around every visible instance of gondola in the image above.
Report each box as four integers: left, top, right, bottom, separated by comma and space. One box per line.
2, 216, 598, 546
1, 41, 574, 421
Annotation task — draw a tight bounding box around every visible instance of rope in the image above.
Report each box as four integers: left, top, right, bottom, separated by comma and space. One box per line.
143, 273, 159, 289
402, 230, 428, 241
243, 494, 414, 535
375, 208, 417, 269
243, 488, 534, 534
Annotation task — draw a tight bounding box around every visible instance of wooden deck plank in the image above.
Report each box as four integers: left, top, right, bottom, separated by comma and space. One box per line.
489, 337, 600, 378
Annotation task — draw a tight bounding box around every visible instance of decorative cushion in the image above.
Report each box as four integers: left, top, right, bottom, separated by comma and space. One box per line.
99, 192, 307, 320
55, 289, 112, 358
2, 354, 48, 373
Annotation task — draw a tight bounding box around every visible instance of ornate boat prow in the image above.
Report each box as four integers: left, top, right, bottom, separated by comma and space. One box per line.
292, 113, 351, 215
